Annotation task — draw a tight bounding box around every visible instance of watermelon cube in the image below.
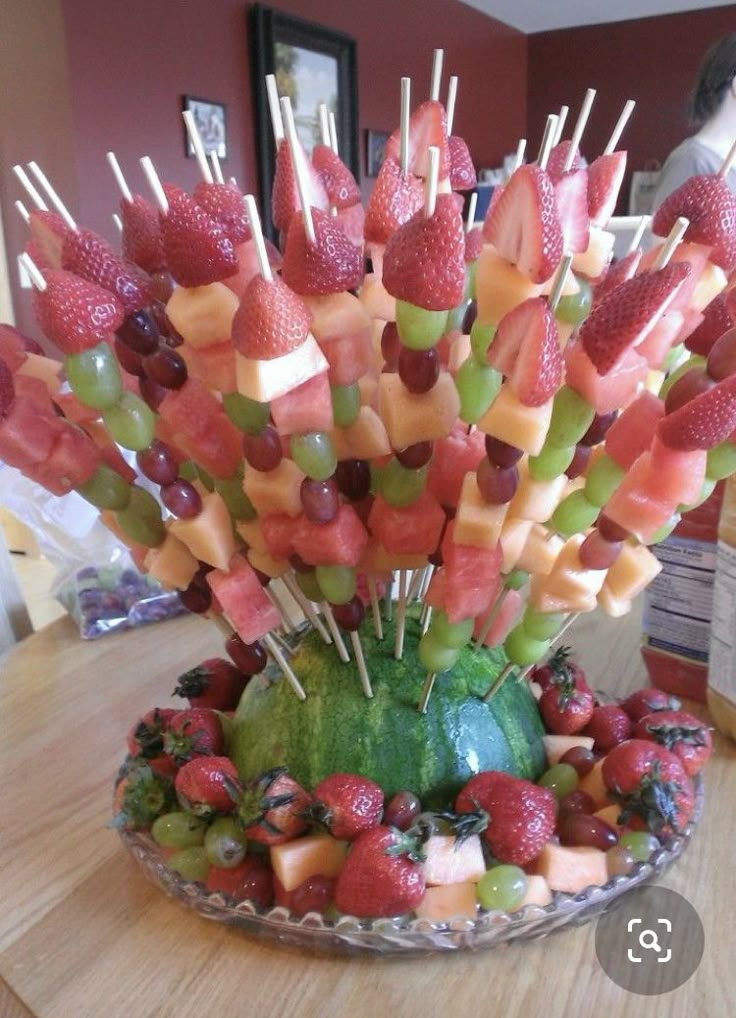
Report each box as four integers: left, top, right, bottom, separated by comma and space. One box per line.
636, 311, 683, 369
368, 492, 446, 556
427, 425, 486, 508
441, 522, 503, 622
604, 391, 664, 469
270, 371, 333, 436
207, 554, 281, 643
0, 396, 63, 468
261, 514, 297, 561
12, 373, 55, 415
0, 324, 28, 372
472, 587, 524, 647
53, 391, 99, 425
24, 425, 101, 495
424, 568, 447, 610
179, 342, 237, 394
172, 417, 242, 479
603, 455, 677, 542
649, 436, 706, 506
565, 340, 649, 415
292, 505, 369, 566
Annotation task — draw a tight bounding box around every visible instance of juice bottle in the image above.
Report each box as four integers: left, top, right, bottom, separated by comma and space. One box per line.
708, 475, 736, 740
640, 483, 724, 702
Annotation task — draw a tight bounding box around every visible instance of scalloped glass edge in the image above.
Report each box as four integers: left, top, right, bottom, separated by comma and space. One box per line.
117, 775, 703, 956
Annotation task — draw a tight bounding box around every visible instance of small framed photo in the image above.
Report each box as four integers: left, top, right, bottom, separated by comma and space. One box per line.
182, 95, 227, 160
366, 130, 390, 177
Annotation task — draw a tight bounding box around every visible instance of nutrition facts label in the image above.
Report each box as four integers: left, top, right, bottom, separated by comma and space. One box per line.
642, 536, 717, 663
709, 540, 736, 699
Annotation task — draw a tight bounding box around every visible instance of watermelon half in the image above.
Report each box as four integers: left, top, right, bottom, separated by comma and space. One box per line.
231, 613, 546, 806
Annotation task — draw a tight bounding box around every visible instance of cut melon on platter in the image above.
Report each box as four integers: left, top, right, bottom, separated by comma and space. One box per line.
535, 843, 609, 894
518, 875, 553, 908
542, 734, 595, 766
415, 882, 478, 921
421, 834, 486, 886
270, 834, 348, 892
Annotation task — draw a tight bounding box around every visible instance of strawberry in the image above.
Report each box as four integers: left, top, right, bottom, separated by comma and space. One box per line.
164, 707, 225, 763
586, 151, 627, 226
539, 672, 595, 735
546, 141, 581, 184
309, 772, 384, 840
206, 856, 274, 904
684, 293, 733, 355
175, 755, 240, 816
488, 296, 563, 405
385, 100, 450, 179
448, 135, 477, 191
530, 646, 588, 692
281, 208, 364, 296
236, 767, 312, 845
335, 202, 366, 250
455, 771, 557, 865
231, 273, 312, 359
173, 657, 249, 711
652, 173, 736, 271
160, 184, 238, 287
121, 194, 166, 274
601, 739, 695, 834
334, 825, 425, 917
113, 762, 175, 830
484, 164, 563, 284
27, 209, 70, 270
464, 226, 484, 263
592, 249, 643, 307
554, 167, 590, 254
311, 143, 361, 210
579, 262, 690, 374
657, 373, 736, 450
192, 181, 251, 246
633, 710, 713, 776
382, 194, 465, 311
363, 155, 424, 245
582, 704, 633, 752
621, 687, 682, 722
32, 269, 124, 354
0, 359, 15, 419
61, 227, 153, 315
271, 138, 329, 234
126, 706, 179, 776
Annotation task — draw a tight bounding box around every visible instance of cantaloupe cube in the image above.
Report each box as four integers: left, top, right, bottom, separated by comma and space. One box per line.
605, 541, 662, 601
169, 491, 237, 570
516, 524, 563, 575
247, 547, 288, 578
543, 536, 608, 601
420, 835, 486, 886
597, 586, 632, 618
166, 283, 239, 349
454, 473, 509, 548
360, 272, 396, 321
305, 291, 371, 340
360, 540, 428, 573
236, 519, 267, 554
379, 372, 460, 449
476, 247, 544, 324
578, 759, 611, 810
500, 517, 534, 572
235, 335, 328, 402
16, 352, 63, 393
508, 470, 567, 523
243, 458, 305, 518
414, 882, 478, 922
332, 406, 391, 461
529, 582, 598, 615
535, 843, 609, 894
517, 874, 553, 908
270, 834, 348, 892
144, 532, 199, 591
572, 226, 615, 281
594, 805, 624, 831
478, 387, 553, 456
691, 261, 727, 313
542, 734, 595, 766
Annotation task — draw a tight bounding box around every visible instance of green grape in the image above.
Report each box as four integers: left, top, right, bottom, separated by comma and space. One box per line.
504, 625, 550, 666
204, 816, 247, 868
151, 811, 208, 849
315, 564, 356, 605
115, 486, 165, 547
222, 392, 271, 434
545, 387, 595, 448
662, 343, 692, 376
379, 459, 428, 507
456, 357, 502, 424
66, 341, 122, 410
647, 513, 681, 544
554, 276, 592, 326
678, 477, 717, 513
430, 610, 474, 649
470, 320, 496, 364
290, 432, 337, 481
215, 471, 256, 520
447, 300, 469, 333
522, 607, 565, 640
76, 464, 132, 510
167, 846, 210, 882
476, 865, 527, 912
331, 383, 361, 428
619, 831, 660, 862
504, 570, 528, 591
584, 456, 625, 507
395, 300, 449, 350
179, 460, 198, 482
102, 391, 156, 451
369, 461, 385, 496
659, 354, 706, 397
538, 763, 579, 800
465, 261, 478, 301
528, 444, 575, 481
550, 490, 599, 537
707, 441, 736, 481
418, 630, 461, 673
295, 570, 323, 602
196, 465, 215, 492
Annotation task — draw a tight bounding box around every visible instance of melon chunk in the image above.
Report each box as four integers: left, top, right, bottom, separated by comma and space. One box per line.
594, 805, 624, 831
476, 247, 544, 324
270, 834, 348, 892
415, 882, 478, 922
144, 533, 199, 590
420, 834, 486, 886
247, 547, 288, 578
597, 586, 632, 618
572, 226, 615, 281
605, 541, 662, 601
235, 335, 328, 402
691, 261, 727, 313
578, 759, 610, 809
543, 734, 595, 767
516, 524, 564, 576
535, 843, 609, 894
166, 283, 239, 349
478, 387, 553, 456
359, 541, 428, 573
332, 406, 391, 460
517, 874, 553, 909
454, 473, 509, 548
508, 469, 567, 523
169, 491, 237, 570
500, 517, 534, 572
360, 272, 396, 321
379, 372, 460, 449
243, 458, 305, 518
236, 519, 268, 554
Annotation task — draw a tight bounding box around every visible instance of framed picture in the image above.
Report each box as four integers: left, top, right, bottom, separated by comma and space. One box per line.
250, 4, 359, 238
182, 95, 227, 160
366, 130, 390, 177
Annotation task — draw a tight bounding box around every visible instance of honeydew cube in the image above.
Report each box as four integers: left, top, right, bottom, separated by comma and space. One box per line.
415, 882, 478, 922
16, 352, 63, 394
454, 473, 509, 548
605, 541, 662, 601
166, 283, 239, 349
691, 261, 727, 313
379, 371, 460, 449
420, 835, 486, 886
247, 547, 288, 578
578, 759, 610, 809
518, 875, 553, 909
500, 517, 534, 573
331, 406, 391, 461
597, 586, 632, 618
143, 533, 199, 591
475, 246, 543, 324
236, 519, 268, 554
169, 491, 237, 571
535, 844, 609, 894
516, 524, 563, 575
572, 226, 615, 281
508, 470, 568, 523
235, 335, 328, 402
243, 458, 305, 518
543, 734, 595, 767
270, 834, 348, 892
478, 387, 553, 456
360, 272, 396, 321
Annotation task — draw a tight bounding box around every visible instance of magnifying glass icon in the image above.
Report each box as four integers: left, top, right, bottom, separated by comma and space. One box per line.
639, 930, 661, 952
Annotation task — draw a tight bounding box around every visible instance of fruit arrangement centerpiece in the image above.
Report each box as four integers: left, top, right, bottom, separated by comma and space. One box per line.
2, 51, 728, 950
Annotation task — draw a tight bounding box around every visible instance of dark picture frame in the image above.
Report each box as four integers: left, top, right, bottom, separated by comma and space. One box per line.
182, 95, 227, 160
250, 4, 359, 239
366, 130, 390, 177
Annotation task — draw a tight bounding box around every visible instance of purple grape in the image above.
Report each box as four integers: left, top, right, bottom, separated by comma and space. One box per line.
395, 441, 433, 469
335, 459, 371, 501
484, 435, 523, 468
300, 477, 340, 523
380, 322, 401, 369
244, 427, 282, 471
331, 595, 365, 631
161, 479, 202, 518
179, 582, 212, 614
139, 376, 168, 411
143, 346, 188, 390
137, 440, 179, 486
116, 310, 160, 355
114, 336, 145, 377
565, 444, 591, 480
476, 458, 519, 504
580, 410, 617, 447
398, 346, 440, 394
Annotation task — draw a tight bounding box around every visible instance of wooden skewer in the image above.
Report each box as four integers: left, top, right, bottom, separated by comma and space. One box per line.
112, 213, 123, 233
322, 603, 350, 663
182, 109, 214, 183
228, 176, 238, 187
12, 164, 48, 210
653, 216, 689, 270
446, 75, 458, 136
139, 156, 169, 213
210, 151, 225, 184
263, 632, 306, 700
424, 146, 440, 217
627, 215, 650, 254
554, 105, 569, 146
400, 77, 411, 177
482, 661, 515, 702
265, 74, 285, 144
719, 135, 736, 178
270, 629, 295, 657
281, 96, 316, 245
466, 192, 478, 233
318, 103, 331, 147
19, 253, 46, 291
384, 579, 394, 623
367, 577, 383, 639
516, 612, 581, 683
350, 632, 374, 698
421, 605, 433, 634
266, 584, 297, 634
430, 49, 444, 103
547, 252, 574, 312
394, 569, 410, 660
512, 138, 527, 173
280, 572, 332, 644
244, 194, 273, 283
407, 567, 425, 604
27, 162, 76, 230
537, 115, 558, 171
418, 672, 437, 713
106, 152, 133, 202
563, 88, 596, 172
603, 99, 636, 156
14, 200, 30, 224
328, 112, 339, 155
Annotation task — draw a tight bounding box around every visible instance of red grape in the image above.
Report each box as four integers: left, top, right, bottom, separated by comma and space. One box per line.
331, 595, 366, 631
161, 479, 202, 518
290, 875, 335, 916
137, 440, 179, 486
579, 411, 617, 447
560, 746, 596, 778
289, 553, 312, 573
0, 359, 15, 418
484, 435, 523, 468
476, 458, 519, 504
398, 346, 440, 394
579, 530, 623, 570
380, 322, 401, 369
565, 444, 591, 480
150, 270, 175, 304
178, 582, 212, 614
300, 477, 339, 523
116, 309, 160, 355
335, 459, 371, 501
225, 634, 267, 675
395, 441, 433, 469
383, 790, 422, 830
238, 862, 274, 908
143, 346, 188, 389
559, 813, 619, 851
244, 427, 283, 471
558, 789, 596, 816
597, 514, 630, 543
707, 325, 736, 381
664, 367, 714, 414
114, 335, 145, 376
139, 376, 168, 411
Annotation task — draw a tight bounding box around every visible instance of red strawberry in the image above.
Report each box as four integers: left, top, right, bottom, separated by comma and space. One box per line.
539, 673, 595, 735
547, 140, 581, 184
0, 359, 15, 419
621, 687, 681, 722
633, 710, 713, 776
27, 209, 70, 270
653, 173, 736, 271
455, 771, 557, 865
121, 194, 166, 274
271, 138, 329, 234
310, 772, 384, 840
579, 262, 690, 374
236, 767, 312, 845
554, 167, 590, 254
684, 293, 734, 355
587, 151, 627, 226
164, 707, 225, 763
583, 704, 633, 752
335, 202, 366, 250
231, 273, 312, 359
32, 269, 124, 354
488, 296, 562, 405
281, 208, 364, 296
126, 706, 178, 761
592, 249, 643, 307
484, 164, 563, 284
364, 156, 424, 245
160, 184, 238, 287
530, 646, 589, 692
175, 755, 240, 816
311, 143, 361, 210
113, 763, 175, 830
62, 227, 153, 315
385, 100, 450, 179
601, 739, 695, 834
382, 193, 465, 311
173, 657, 249, 711
334, 825, 425, 917
464, 226, 484, 263
657, 373, 736, 450
206, 856, 274, 904
192, 181, 251, 246
448, 135, 477, 191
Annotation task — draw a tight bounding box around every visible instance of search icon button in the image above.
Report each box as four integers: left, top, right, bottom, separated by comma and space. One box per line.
639, 930, 661, 952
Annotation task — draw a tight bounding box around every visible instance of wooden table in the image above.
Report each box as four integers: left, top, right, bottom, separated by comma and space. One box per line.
1, 609, 734, 1018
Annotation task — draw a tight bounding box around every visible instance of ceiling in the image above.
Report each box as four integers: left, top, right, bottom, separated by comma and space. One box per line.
460, 0, 736, 34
